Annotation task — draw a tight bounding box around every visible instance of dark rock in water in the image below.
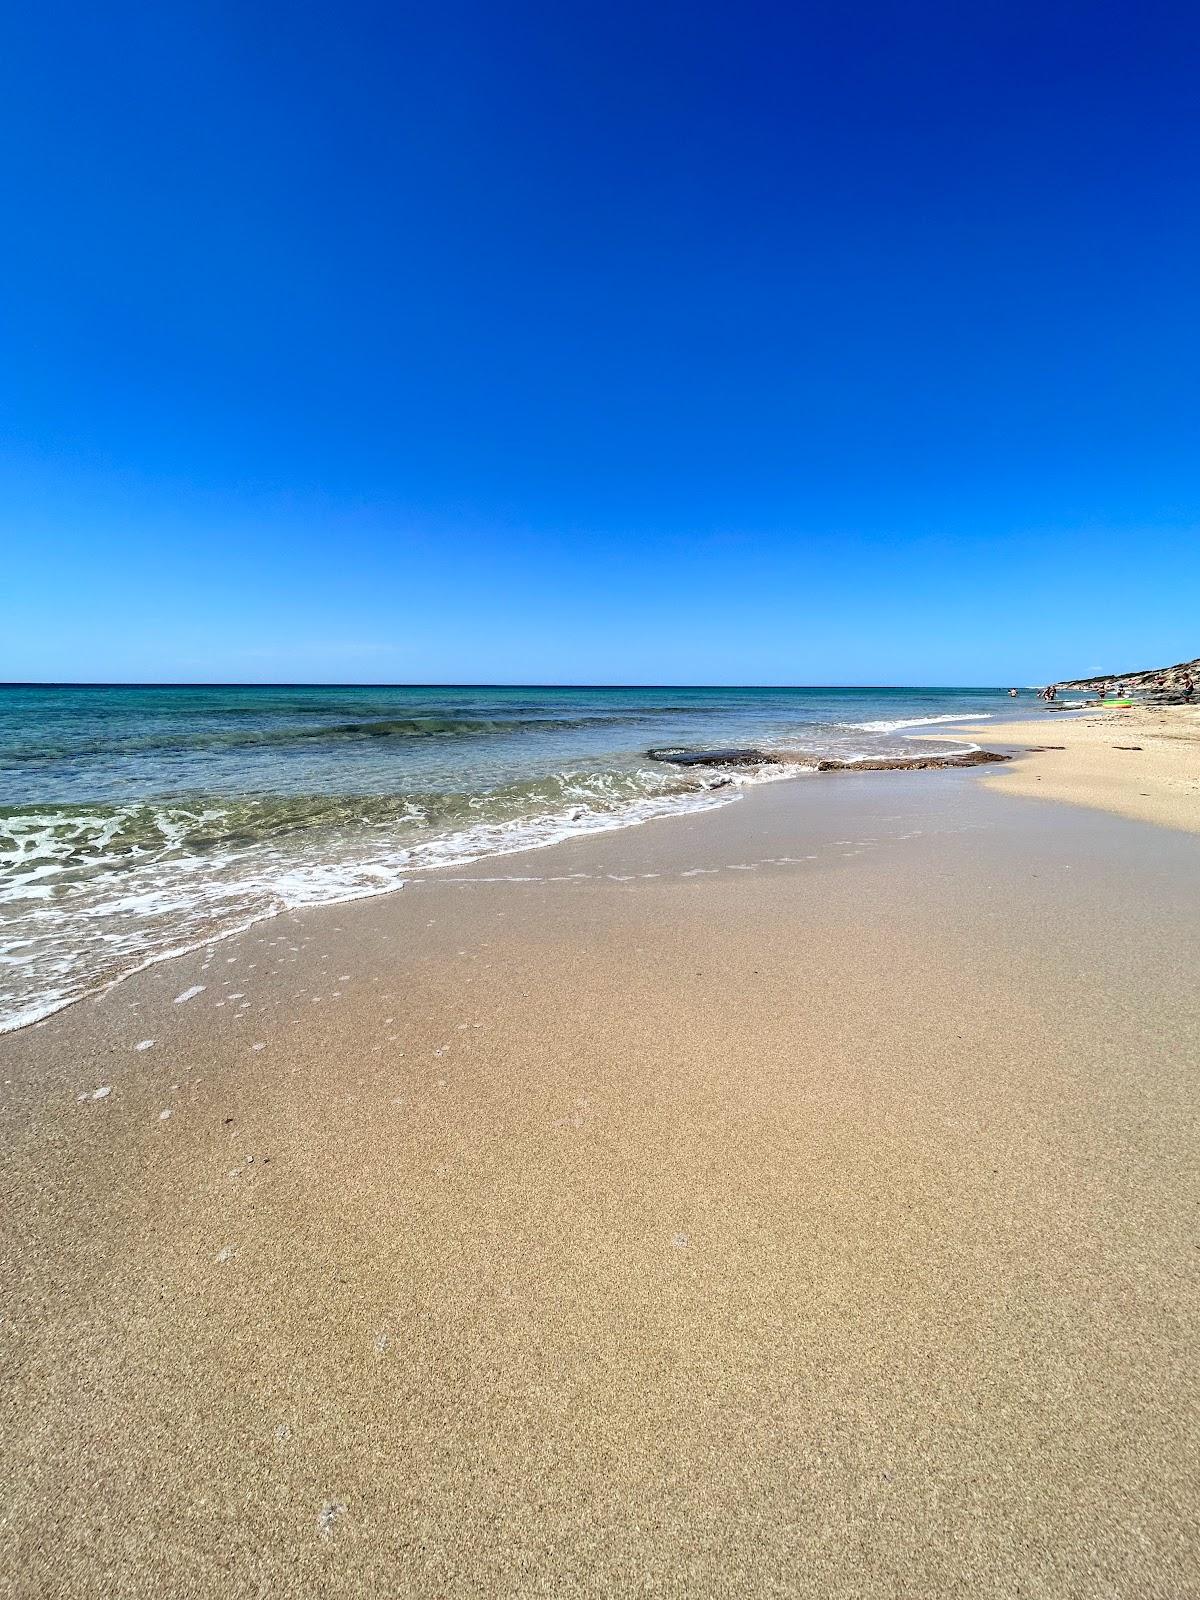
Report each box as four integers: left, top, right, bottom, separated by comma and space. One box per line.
813, 750, 1010, 771
647, 747, 769, 767
647, 747, 1010, 772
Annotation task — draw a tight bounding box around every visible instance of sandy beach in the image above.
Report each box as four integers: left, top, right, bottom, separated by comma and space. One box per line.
980, 702, 1200, 834
2, 758, 1198, 1598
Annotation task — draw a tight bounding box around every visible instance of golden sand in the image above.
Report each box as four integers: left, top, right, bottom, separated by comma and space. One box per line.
980, 702, 1200, 833
1, 772, 1198, 1597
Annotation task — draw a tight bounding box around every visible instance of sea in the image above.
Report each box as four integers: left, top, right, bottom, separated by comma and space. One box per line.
0, 683, 1018, 1032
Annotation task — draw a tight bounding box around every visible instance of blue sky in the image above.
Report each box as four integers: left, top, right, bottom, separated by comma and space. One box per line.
1, 0, 1196, 684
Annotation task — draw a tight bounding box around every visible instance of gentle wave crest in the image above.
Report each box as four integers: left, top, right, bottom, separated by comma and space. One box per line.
0, 768, 740, 1031
840, 712, 994, 734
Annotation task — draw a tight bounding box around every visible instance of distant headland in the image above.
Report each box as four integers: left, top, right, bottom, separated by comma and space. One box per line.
1052, 655, 1198, 702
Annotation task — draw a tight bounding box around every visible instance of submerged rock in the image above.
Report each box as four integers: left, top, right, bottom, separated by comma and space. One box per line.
647, 747, 767, 767
812, 750, 1011, 771
648, 747, 1010, 772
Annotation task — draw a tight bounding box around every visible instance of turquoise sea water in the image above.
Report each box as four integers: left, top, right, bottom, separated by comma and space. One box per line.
0, 683, 1015, 1030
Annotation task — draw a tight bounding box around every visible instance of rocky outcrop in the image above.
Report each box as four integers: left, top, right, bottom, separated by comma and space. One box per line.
648, 747, 1010, 772
647, 747, 767, 767
811, 750, 1010, 771
1054, 656, 1198, 703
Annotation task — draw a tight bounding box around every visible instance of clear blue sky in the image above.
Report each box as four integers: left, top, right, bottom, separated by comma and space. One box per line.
1, 0, 1196, 684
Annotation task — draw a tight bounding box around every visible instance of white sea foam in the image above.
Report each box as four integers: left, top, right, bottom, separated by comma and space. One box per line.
0, 779, 746, 1033
840, 713, 994, 734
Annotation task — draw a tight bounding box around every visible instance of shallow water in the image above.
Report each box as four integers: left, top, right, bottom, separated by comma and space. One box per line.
0, 683, 1015, 1029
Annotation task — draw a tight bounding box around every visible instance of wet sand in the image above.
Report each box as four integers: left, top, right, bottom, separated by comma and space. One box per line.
2, 770, 1198, 1597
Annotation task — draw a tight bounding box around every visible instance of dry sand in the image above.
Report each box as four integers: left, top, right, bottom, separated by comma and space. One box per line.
978, 702, 1200, 834
2, 769, 1198, 1597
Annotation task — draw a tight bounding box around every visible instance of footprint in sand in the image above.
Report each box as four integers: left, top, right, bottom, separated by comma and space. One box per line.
556, 1095, 592, 1129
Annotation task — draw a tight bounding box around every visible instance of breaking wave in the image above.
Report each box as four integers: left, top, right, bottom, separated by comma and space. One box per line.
841, 712, 994, 734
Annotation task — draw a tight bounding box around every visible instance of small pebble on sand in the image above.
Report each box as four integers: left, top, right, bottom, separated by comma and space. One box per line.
317, 1501, 345, 1538
215, 1245, 236, 1264
135, 1039, 155, 1052
159, 1109, 172, 1121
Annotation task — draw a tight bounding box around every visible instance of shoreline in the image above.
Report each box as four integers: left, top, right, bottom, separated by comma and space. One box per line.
0, 732, 1003, 1040
6, 701, 1193, 1041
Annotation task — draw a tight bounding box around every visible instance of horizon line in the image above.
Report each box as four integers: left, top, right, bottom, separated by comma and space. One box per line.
0, 679, 1023, 691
